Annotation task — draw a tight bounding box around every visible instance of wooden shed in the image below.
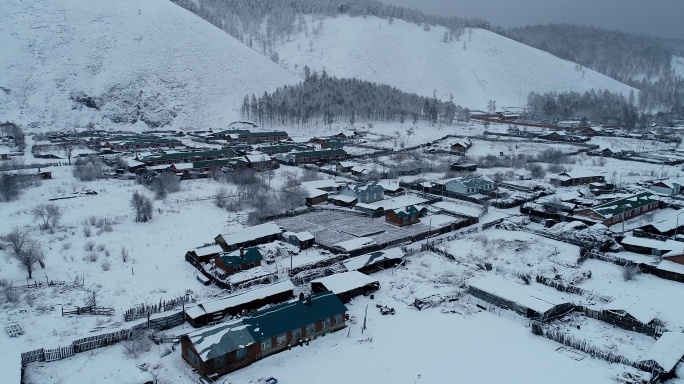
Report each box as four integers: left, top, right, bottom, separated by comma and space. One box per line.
342, 247, 404, 275
311, 271, 380, 303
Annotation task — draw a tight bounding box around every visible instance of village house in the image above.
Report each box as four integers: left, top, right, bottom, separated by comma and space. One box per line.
573, 192, 660, 227
329, 194, 358, 207
337, 161, 360, 173
181, 291, 347, 378
214, 247, 263, 276
185, 244, 225, 264
435, 175, 495, 196
602, 296, 661, 328
215, 222, 283, 251
244, 153, 275, 170
343, 247, 405, 275
255, 144, 312, 155
140, 149, 237, 166
619, 236, 681, 256
450, 138, 472, 154
468, 275, 573, 322
321, 140, 344, 150
225, 131, 290, 144
377, 181, 404, 197
354, 202, 384, 217
305, 187, 328, 205
300, 179, 348, 193
88, 135, 182, 151
275, 149, 347, 164
282, 231, 315, 249
450, 162, 477, 172
649, 178, 684, 196
184, 280, 295, 328
311, 271, 380, 303
338, 182, 385, 204
550, 171, 606, 187
385, 205, 427, 227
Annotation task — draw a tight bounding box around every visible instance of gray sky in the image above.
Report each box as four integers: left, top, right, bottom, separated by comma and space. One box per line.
382, 0, 684, 40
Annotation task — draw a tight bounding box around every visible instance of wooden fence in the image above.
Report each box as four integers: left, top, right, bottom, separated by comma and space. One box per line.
582, 307, 666, 338
534, 275, 612, 303
124, 294, 191, 322
62, 305, 114, 316
530, 322, 661, 380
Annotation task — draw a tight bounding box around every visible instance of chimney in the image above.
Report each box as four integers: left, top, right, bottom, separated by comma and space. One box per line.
240, 248, 244, 258
306, 295, 312, 304
299, 292, 305, 301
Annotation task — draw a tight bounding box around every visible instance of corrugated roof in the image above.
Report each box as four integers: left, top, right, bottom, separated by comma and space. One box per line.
591, 192, 659, 218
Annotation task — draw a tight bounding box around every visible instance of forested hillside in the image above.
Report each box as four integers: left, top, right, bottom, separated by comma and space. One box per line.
242, 69, 467, 128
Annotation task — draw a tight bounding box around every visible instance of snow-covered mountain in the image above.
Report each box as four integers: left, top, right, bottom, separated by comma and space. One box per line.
0, 0, 301, 131
274, 15, 636, 109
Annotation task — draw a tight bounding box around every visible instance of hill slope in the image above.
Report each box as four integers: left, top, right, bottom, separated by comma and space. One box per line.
0, 0, 301, 130
274, 15, 636, 109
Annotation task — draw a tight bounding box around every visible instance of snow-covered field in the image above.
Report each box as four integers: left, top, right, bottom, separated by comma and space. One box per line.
0, 0, 300, 131
274, 15, 636, 109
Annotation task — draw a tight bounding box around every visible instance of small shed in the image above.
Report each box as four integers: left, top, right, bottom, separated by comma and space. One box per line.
283, 231, 315, 249
215, 222, 283, 251
641, 332, 684, 374
184, 280, 295, 327
451, 163, 477, 172
343, 247, 404, 274
354, 202, 384, 217
332, 237, 376, 256
186, 244, 225, 264
311, 271, 380, 303
330, 194, 358, 207
468, 275, 573, 322
305, 187, 328, 205
603, 296, 660, 326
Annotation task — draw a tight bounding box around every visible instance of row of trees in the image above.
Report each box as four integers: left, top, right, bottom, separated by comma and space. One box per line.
173, 0, 489, 57
242, 71, 468, 128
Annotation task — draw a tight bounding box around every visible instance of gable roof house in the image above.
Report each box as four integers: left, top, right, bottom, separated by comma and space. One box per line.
437, 175, 495, 196
640, 332, 684, 376
186, 244, 225, 265
573, 192, 660, 227
214, 247, 263, 277
385, 205, 427, 227
339, 182, 385, 204
550, 171, 605, 187
602, 296, 661, 328
181, 291, 348, 378
282, 231, 315, 250
321, 140, 344, 150
215, 223, 283, 252
649, 179, 684, 196
275, 149, 347, 164
450, 138, 472, 154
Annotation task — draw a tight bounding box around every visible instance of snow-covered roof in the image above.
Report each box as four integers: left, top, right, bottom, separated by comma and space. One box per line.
621, 236, 680, 252
657, 260, 684, 275
311, 271, 378, 294
643, 332, 684, 372
355, 202, 382, 211
369, 195, 428, 210
556, 170, 603, 180
603, 296, 660, 324
305, 187, 328, 198
469, 275, 571, 315
343, 247, 404, 271
333, 237, 376, 252
190, 244, 224, 257
330, 194, 358, 203
300, 179, 347, 190
377, 181, 402, 192
185, 280, 295, 320
0, 147, 10, 155
245, 153, 271, 163
643, 211, 684, 233
217, 223, 282, 246
284, 231, 315, 242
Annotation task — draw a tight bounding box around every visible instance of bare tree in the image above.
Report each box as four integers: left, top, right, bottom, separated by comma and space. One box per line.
215, 187, 229, 209
148, 172, 180, 200
622, 264, 641, 281
31, 203, 62, 231
131, 191, 153, 222
3, 227, 44, 279
73, 157, 106, 181
60, 140, 75, 166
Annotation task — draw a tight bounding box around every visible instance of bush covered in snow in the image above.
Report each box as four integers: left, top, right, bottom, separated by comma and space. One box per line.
546, 221, 623, 252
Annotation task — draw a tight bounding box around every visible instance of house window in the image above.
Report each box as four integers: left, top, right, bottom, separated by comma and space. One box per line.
306, 323, 315, 335
187, 349, 200, 366
276, 333, 287, 345
248, 262, 255, 269
261, 339, 271, 351
234, 265, 241, 273
236, 347, 247, 361
322, 318, 331, 329
292, 328, 302, 339
334, 314, 343, 325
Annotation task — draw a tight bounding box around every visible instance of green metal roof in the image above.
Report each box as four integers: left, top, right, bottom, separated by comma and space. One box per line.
325, 141, 344, 148
186, 291, 347, 361
219, 247, 263, 267
192, 158, 240, 169
141, 149, 236, 163
288, 149, 347, 158
258, 144, 311, 153
392, 205, 423, 218
238, 131, 289, 138
591, 192, 658, 218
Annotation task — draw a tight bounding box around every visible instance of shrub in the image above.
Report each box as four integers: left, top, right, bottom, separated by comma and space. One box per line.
73, 157, 106, 181
83, 241, 96, 251
83, 226, 92, 237
122, 337, 151, 359
101, 260, 111, 271
622, 264, 640, 281
84, 252, 98, 262
96, 244, 106, 252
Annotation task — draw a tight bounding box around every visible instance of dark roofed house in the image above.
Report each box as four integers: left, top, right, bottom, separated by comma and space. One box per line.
549, 171, 605, 187
283, 231, 315, 250
215, 247, 263, 276
574, 192, 660, 226
385, 205, 427, 227
186, 244, 225, 264
321, 140, 344, 149
450, 138, 472, 154
181, 291, 347, 378
275, 149, 347, 164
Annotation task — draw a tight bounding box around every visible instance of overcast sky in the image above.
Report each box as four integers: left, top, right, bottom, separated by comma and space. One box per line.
381, 0, 684, 40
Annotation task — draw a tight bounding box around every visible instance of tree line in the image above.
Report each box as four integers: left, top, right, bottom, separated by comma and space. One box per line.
242, 70, 468, 128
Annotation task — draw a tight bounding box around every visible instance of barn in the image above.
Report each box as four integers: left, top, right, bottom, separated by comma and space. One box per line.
184, 280, 295, 328
468, 275, 573, 322
311, 271, 380, 303
215, 223, 283, 251
186, 244, 224, 264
